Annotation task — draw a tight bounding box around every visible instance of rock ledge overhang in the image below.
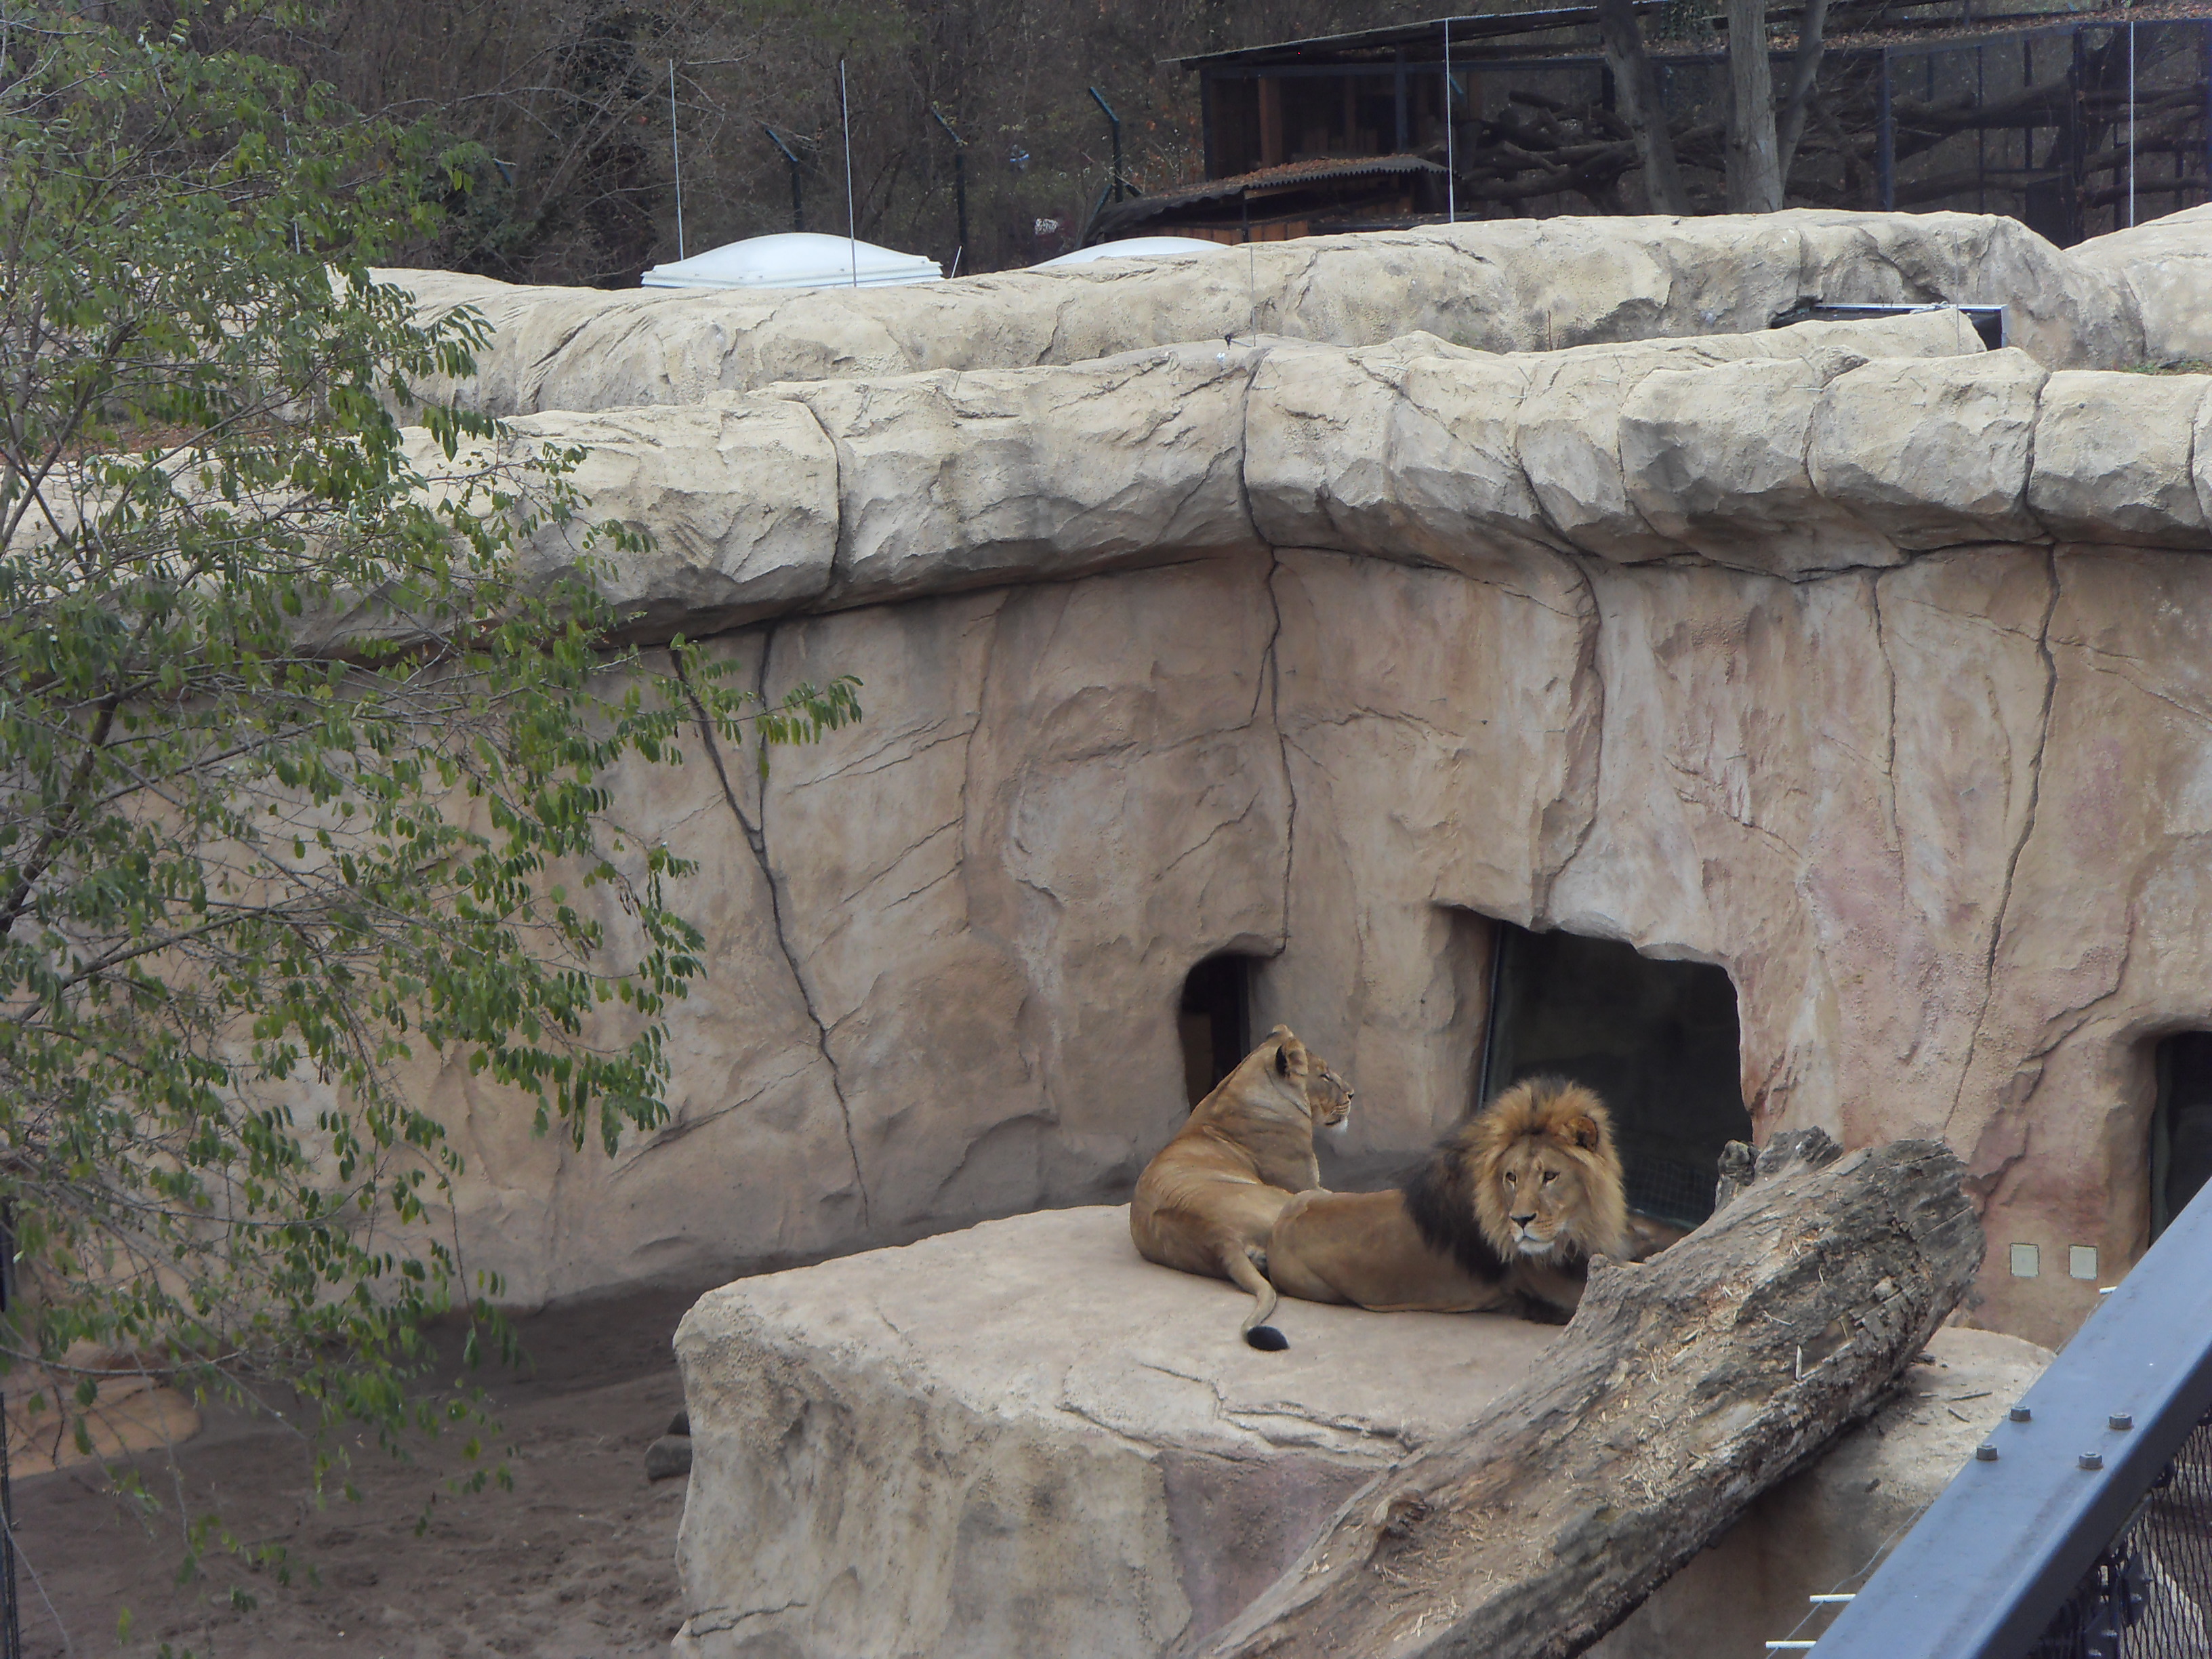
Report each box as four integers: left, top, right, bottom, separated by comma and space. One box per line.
381, 205, 2211, 418
401, 305, 2212, 644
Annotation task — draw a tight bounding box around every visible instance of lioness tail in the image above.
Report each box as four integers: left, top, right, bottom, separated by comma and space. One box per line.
1225, 1247, 1288, 1353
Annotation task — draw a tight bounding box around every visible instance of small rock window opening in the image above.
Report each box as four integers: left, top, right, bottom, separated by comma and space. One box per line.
1478, 924, 1751, 1231
1178, 955, 1254, 1107
2150, 1032, 2212, 1240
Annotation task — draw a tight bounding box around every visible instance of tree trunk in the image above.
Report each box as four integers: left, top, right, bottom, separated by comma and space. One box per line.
1595, 0, 1690, 214
1774, 0, 1832, 182
1202, 1138, 1984, 1659
1726, 0, 1786, 211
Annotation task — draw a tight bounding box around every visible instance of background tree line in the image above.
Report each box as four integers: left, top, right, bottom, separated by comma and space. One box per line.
190, 0, 1451, 285
176, 0, 2176, 286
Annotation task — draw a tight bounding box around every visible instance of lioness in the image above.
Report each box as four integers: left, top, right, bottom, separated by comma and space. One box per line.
1264, 1075, 1630, 1319
1130, 1024, 1353, 1351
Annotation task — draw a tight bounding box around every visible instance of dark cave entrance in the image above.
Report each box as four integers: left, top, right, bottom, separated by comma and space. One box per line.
1479, 924, 1752, 1230
1178, 955, 1255, 1107
2151, 1032, 2212, 1240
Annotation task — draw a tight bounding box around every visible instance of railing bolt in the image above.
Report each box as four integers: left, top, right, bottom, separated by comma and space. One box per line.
2078, 1451, 2104, 1471
2107, 1412, 2133, 1431
2009, 1405, 2032, 1422
1975, 1442, 1999, 1461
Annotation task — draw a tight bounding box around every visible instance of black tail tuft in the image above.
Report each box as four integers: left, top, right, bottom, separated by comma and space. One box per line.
1245, 1325, 1289, 1352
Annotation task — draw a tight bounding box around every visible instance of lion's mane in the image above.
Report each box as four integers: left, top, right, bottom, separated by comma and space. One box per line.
1409, 1074, 1631, 1272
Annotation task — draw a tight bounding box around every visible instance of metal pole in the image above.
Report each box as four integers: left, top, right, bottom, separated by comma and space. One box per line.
2128, 20, 2137, 227
764, 126, 804, 232
1200, 71, 1218, 178
1, 1212, 18, 1659
839, 58, 857, 286
1475, 923, 1515, 1113
0, 1415, 17, 1659
668, 60, 684, 260
1445, 20, 1456, 223
1878, 49, 1896, 209
1089, 87, 1123, 202
2070, 26, 2087, 245
1394, 49, 1410, 152
930, 107, 967, 274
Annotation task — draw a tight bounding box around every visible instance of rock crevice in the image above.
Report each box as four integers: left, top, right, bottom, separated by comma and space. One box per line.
677, 646, 870, 1228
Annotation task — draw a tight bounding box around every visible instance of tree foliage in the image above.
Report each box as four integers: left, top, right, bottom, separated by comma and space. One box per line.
0, 0, 856, 1523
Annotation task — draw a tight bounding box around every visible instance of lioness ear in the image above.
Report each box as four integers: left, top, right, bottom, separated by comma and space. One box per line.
1563, 1114, 1602, 1151
1275, 1045, 1291, 1076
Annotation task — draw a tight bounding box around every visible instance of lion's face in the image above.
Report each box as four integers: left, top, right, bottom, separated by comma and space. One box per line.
1265, 1027, 1355, 1134
1466, 1076, 1629, 1267
1305, 1058, 1353, 1134
1493, 1134, 1607, 1259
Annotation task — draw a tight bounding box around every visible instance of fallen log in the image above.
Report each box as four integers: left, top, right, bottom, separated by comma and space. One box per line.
1201, 1136, 1983, 1659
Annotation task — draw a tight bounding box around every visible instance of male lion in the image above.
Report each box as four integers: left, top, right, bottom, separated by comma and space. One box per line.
1130, 1024, 1353, 1351
1264, 1075, 1630, 1319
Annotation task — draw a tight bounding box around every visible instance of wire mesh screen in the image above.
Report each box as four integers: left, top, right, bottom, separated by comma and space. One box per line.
1441, 16, 2211, 245
2030, 1409, 2212, 1658
1615, 1139, 1723, 1231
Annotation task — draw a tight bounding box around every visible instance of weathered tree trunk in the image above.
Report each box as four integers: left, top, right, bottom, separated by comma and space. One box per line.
1774, 0, 1832, 181
1595, 0, 1691, 213
1725, 0, 1786, 211
1202, 1139, 1983, 1659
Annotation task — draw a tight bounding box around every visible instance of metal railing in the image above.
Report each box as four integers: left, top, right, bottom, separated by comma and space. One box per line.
1805, 1179, 2212, 1658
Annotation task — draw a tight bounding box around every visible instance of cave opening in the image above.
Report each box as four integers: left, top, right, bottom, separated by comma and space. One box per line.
2151, 1032, 2212, 1240
1178, 954, 1254, 1107
1479, 923, 1751, 1231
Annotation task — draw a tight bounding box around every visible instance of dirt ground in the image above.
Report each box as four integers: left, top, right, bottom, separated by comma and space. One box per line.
14, 1287, 705, 1659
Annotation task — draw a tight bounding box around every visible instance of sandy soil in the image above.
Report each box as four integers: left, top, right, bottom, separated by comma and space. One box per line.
13, 1288, 703, 1659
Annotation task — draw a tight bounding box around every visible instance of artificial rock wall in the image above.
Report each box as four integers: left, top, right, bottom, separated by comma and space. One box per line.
384, 208, 2212, 1349
381, 207, 2176, 417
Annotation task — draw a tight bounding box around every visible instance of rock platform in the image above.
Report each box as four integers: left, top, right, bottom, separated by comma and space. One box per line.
671, 1206, 2050, 1658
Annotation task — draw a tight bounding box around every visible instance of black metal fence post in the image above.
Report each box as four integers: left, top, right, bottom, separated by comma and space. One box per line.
1, 1212, 19, 1659
763, 125, 805, 233
1394, 49, 1410, 152
930, 106, 967, 272
1978, 43, 1988, 213
0, 1420, 18, 1659
2069, 26, 2088, 243
1088, 87, 1124, 203
1878, 49, 1896, 209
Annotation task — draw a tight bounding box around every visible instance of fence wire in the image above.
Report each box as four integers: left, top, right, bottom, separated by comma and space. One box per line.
2030, 1410, 2212, 1659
